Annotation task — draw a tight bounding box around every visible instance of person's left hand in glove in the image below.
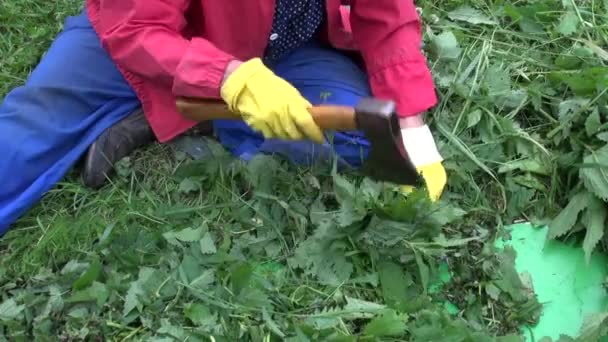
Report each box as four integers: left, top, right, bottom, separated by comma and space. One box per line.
399, 115, 447, 202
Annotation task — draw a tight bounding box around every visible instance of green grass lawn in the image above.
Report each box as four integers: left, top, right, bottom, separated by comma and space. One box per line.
1, 0, 608, 340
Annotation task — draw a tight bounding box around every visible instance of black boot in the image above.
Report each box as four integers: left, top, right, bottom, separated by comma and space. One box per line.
81, 108, 154, 189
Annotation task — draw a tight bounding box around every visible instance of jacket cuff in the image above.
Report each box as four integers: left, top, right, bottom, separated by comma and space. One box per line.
172, 37, 236, 99
368, 60, 438, 117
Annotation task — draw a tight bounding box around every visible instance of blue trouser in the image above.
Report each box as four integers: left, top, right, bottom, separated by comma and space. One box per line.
0, 10, 371, 236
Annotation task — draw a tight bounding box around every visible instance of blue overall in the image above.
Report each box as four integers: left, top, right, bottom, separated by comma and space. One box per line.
0, 11, 371, 235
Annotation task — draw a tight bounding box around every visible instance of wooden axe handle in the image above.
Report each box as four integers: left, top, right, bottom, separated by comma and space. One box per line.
176, 97, 358, 131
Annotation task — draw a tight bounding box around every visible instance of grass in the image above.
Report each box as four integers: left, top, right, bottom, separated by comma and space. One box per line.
0, 0, 83, 95
1, 0, 608, 340
1, 144, 180, 276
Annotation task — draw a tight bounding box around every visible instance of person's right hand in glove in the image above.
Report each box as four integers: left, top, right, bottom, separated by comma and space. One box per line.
220, 58, 324, 144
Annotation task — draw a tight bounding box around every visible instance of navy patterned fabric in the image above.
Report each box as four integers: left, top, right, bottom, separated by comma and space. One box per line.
264, 0, 326, 63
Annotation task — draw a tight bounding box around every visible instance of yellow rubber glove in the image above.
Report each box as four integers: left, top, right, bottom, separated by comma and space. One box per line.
220, 58, 324, 143
402, 162, 447, 201
400, 125, 447, 202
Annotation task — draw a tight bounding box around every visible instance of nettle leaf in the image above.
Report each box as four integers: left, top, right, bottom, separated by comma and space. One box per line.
483, 67, 527, 109
349, 272, 379, 287
292, 226, 353, 285
72, 258, 102, 291
581, 196, 606, 263
359, 216, 416, 247
331, 175, 367, 225
305, 316, 341, 331
238, 287, 271, 309
553, 98, 591, 140
447, 5, 498, 26
498, 159, 549, 176
362, 309, 408, 337
246, 154, 281, 193
288, 327, 314, 342
485, 65, 511, 96
67, 307, 88, 320
561, 0, 573, 9
163, 226, 203, 246
409, 309, 495, 341
378, 261, 411, 311
290, 237, 353, 286
123, 282, 144, 317
123, 267, 169, 317
0, 298, 25, 321
578, 312, 608, 342
36, 286, 64, 323
503, 4, 546, 34
506, 182, 536, 220
431, 31, 462, 60
496, 89, 528, 110
177, 178, 199, 194
336, 200, 366, 228
66, 281, 109, 309
178, 254, 205, 285
230, 262, 254, 295
414, 251, 431, 294
429, 204, 467, 226
199, 232, 217, 255
485, 283, 502, 301
551, 68, 608, 96
332, 168, 356, 204
467, 109, 482, 129
360, 178, 383, 203
303, 297, 386, 331
189, 269, 215, 291
184, 303, 219, 331
262, 307, 286, 338
580, 144, 608, 201
494, 247, 530, 302
585, 108, 602, 137
557, 11, 580, 36
341, 297, 387, 319
548, 191, 591, 239
61, 260, 89, 275
555, 48, 585, 70
157, 318, 187, 340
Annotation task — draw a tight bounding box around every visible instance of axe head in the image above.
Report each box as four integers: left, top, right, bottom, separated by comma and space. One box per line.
354, 98, 423, 186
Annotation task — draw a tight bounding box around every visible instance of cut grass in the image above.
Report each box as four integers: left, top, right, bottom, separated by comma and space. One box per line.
0, 0, 83, 95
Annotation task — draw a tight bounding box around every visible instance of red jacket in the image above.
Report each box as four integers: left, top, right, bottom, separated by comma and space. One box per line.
85, 0, 438, 143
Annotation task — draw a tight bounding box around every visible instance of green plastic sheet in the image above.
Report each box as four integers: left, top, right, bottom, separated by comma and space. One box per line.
499, 223, 608, 341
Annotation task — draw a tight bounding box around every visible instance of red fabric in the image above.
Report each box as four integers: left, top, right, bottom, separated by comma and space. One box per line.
86, 0, 438, 143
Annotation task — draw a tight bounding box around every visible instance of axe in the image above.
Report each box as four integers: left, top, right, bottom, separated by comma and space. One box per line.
176, 97, 423, 186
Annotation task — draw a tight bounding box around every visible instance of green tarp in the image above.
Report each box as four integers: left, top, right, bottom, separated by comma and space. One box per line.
499, 223, 608, 341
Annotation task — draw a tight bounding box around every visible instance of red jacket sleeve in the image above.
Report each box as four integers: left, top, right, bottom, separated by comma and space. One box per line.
349, 0, 437, 117
96, 0, 235, 98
